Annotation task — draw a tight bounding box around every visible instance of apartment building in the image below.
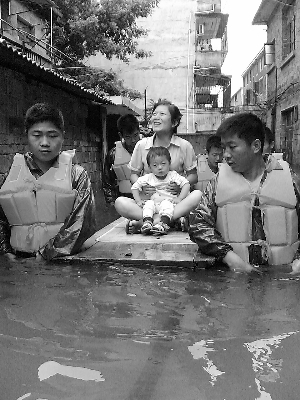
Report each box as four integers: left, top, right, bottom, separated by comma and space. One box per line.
242, 48, 268, 108
253, 0, 300, 165
187, 0, 231, 152
87, 0, 231, 153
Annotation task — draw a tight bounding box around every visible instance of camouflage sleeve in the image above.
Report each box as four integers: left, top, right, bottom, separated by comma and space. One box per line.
188, 175, 233, 260
40, 165, 96, 261
102, 147, 119, 204
290, 168, 300, 259
0, 206, 13, 254
0, 173, 13, 254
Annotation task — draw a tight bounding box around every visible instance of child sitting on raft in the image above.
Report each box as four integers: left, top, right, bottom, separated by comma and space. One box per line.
131, 147, 190, 235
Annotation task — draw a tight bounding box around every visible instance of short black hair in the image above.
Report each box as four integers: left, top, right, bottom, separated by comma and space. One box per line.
25, 103, 64, 133
146, 146, 171, 166
216, 112, 264, 150
264, 124, 275, 145
117, 114, 139, 136
206, 135, 222, 153
152, 99, 182, 134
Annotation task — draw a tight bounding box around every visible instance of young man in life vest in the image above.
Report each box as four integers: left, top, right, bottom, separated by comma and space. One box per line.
195, 135, 223, 192
0, 103, 96, 262
189, 113, 300, 273
102, 114, 141, 205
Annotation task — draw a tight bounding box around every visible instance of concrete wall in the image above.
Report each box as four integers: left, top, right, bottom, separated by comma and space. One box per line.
88, 0, 197, 135
195, 50, 223, 67
179, 132, 214, 155
179, 110, 233, 154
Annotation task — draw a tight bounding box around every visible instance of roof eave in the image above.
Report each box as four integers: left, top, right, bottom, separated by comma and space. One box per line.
0, 39, 112, 105
252, 0, 278, 25
21, 0, 62, 17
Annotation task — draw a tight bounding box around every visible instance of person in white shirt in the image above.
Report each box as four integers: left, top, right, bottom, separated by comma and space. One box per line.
131, 146, 190, 235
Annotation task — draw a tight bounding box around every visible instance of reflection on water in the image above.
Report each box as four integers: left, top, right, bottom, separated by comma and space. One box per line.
1, 258, 300, 400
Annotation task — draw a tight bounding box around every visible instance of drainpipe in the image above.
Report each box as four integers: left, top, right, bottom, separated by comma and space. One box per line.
186, 11, 192, 134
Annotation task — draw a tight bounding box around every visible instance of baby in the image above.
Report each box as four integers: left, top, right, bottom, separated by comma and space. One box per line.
131, 146, 190, 235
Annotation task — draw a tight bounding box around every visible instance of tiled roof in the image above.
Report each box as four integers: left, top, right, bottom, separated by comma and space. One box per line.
0, 38, 113, 105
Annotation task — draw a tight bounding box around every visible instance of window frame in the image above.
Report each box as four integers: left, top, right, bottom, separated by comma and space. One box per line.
282, 2, 296, 60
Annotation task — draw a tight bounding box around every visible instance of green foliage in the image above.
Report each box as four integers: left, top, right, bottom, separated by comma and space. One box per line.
71, 66, 142, 100
52, 0, 159, 98
53, 0, 159, 63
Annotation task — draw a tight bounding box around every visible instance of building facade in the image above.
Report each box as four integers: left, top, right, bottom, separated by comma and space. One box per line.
253, 0, 300, 165
0, 0, 62, 66
230, 48, 268, 119
242, 48, 268, 109
231, 87, 243, 108
88, 0, 231, 154
189, 0, 231, 152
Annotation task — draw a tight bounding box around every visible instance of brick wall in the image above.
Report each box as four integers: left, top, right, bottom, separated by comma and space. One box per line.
0, 65, 119, 230
0, 66, 104, 183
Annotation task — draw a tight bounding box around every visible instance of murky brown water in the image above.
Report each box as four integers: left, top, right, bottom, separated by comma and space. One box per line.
1, 259, 300, 400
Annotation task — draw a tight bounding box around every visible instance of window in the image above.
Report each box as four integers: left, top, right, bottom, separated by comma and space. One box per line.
281, 105, 298, 164
282, 106, 298, 127
197, 2, 215, 13
197, 24, 204, 35
0, 0, 10, 32
253, 81, 259, 94
245, 89, 251, 105
282, 2, 295, 59
17, 16, 35, 47
258, 77, 265, 96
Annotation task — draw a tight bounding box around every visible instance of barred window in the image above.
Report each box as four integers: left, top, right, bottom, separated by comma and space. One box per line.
282, 1, 295, 59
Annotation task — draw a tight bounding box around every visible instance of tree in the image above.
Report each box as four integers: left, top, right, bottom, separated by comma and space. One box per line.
51, 0, 159, 98
73, 67, 142, 100
52, 0, 160, 64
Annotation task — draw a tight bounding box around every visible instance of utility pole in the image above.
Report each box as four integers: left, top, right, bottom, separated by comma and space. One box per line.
50, 7, 53, 64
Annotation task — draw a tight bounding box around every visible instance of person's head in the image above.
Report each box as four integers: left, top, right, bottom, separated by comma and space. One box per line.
151, 99, 182, 135
117, 114, 140, 153
146, 146, 171, 179
25, 103, 64, 170
206, 135, 223, 172
216, 113, 265, 174
263, 125, 275, 155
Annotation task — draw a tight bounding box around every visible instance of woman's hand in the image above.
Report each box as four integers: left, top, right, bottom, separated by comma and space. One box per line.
142, 184, 156, 197
172, 197, 182, 205
35, 251, 45, 262
223, 251, 258, 273
167, 181, 180, 195
290, 259, 300, 275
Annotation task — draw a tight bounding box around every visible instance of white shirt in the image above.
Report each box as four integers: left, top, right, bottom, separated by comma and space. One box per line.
131, 170, 189, 201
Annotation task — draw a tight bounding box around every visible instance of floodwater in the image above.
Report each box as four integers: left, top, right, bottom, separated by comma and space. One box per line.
1, 259, 300, 400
